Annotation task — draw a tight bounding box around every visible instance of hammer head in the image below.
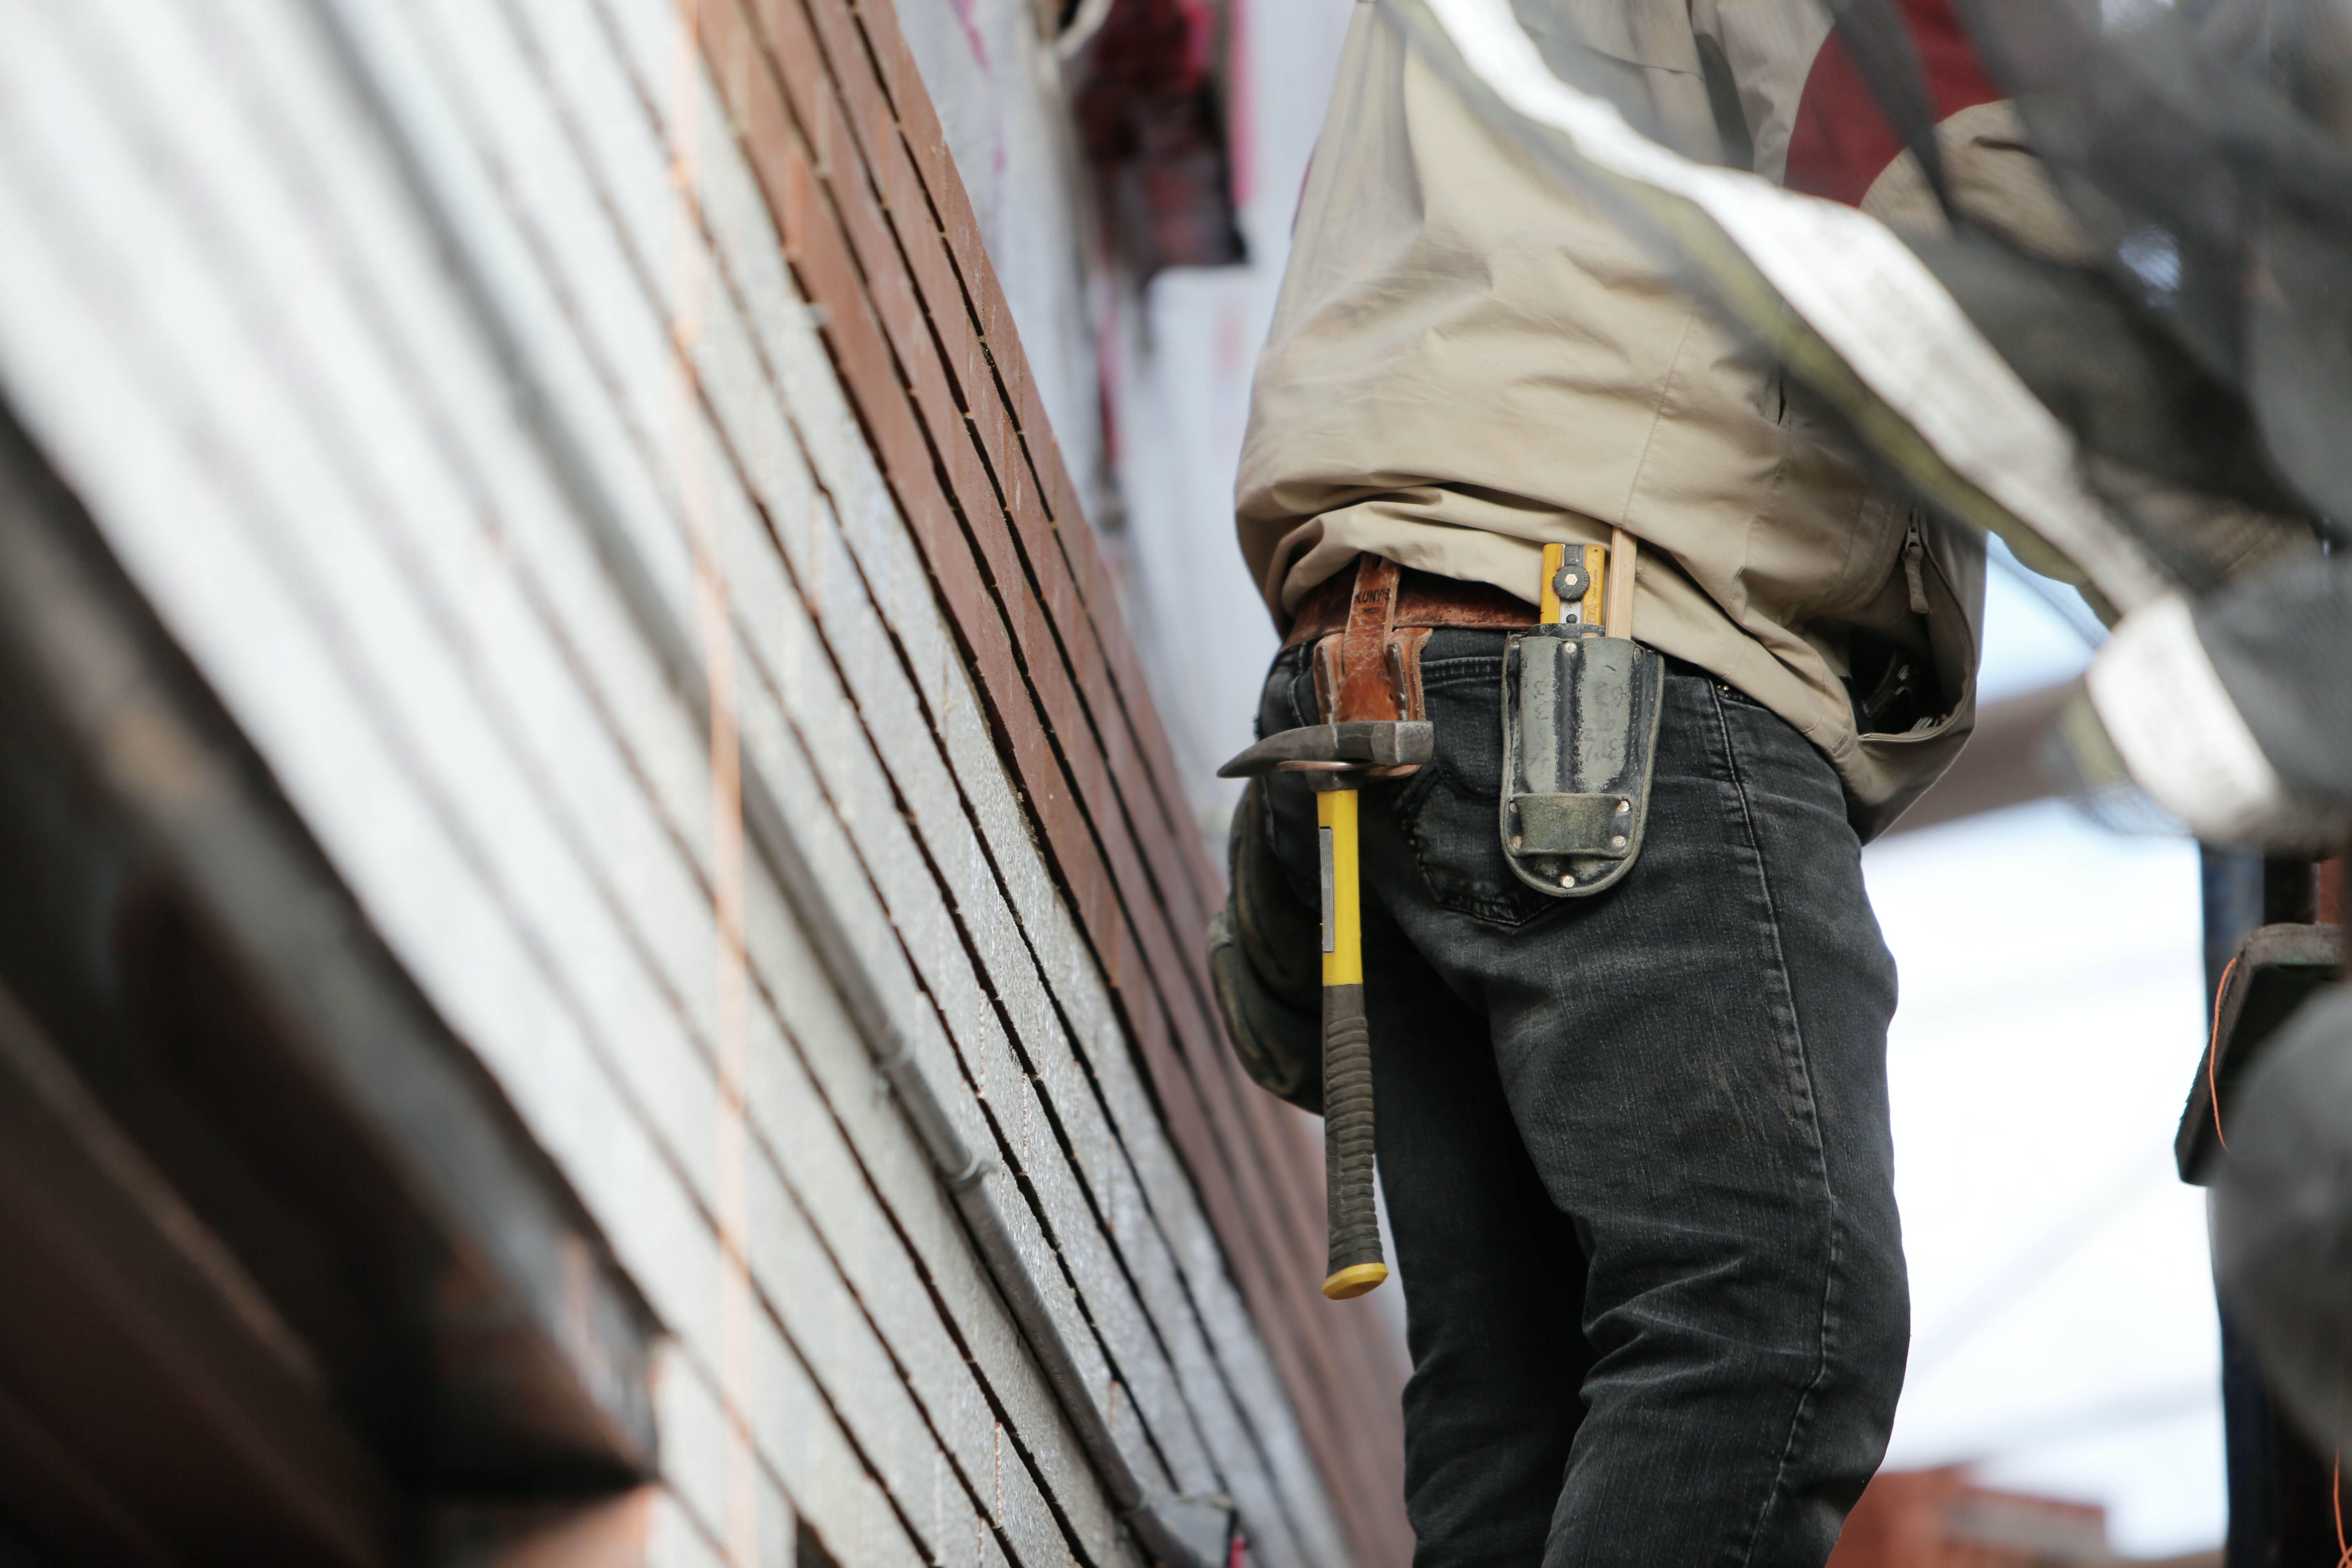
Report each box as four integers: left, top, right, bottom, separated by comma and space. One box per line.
1217, 721, 1435, 779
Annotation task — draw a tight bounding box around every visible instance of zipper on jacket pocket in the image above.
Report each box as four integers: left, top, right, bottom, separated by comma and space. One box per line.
1902, 517, 1931, 615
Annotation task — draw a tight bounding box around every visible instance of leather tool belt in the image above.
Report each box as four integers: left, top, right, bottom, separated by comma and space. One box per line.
1287, 560, 1533, 733
1282, 564, 1532, 647
1288, 553, 1665, 900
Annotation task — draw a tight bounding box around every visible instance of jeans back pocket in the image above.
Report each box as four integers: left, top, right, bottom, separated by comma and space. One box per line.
1392, 650, 1560, 927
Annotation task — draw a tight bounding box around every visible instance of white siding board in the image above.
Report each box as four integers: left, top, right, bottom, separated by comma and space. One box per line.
1, 11, 1002, 1567
746, 1311, 921, 1568
1013, 1089, 1219, 1497
0, 6, 706, 1343
723, 686, 1126, 1567
657, 1343, 739, 1556
929, 677, 1336, 1566
746, 1153, 968, 1561
0, 0, 1361, 1560
720, 640, 1145, 1567
0, 250, 729, 1427
749, 1320, 932, 1568
644, 127, 1320, 1557
508, 0, 681, 303
402, 0, 710, 564
0, 13, 879, 1559
702, 178, 1341, 1568
61, 0, 747, 1236
994, 1426, 1078, 1568
85, 0, 758, 1147
251, 0, 726, 881
648, 1490, 735, 1568
735, 885, 1114, 1551
312, 0, 709, 678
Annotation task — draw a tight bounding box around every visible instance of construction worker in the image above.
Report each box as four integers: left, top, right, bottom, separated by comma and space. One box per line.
1212, 1, 2130, 1562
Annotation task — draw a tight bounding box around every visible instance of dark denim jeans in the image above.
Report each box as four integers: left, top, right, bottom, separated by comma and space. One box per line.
1254, 630, 1908, 1568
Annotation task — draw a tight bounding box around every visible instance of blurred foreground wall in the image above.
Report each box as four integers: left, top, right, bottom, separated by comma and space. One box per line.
0, 0, 1404, 1564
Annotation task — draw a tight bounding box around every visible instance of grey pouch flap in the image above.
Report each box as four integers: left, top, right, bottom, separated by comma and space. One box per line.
1500, 628, 1666, 897
1510, 792, 1626, 854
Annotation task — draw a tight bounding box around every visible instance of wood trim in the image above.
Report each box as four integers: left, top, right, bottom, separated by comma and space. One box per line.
697, 0, 1409, 1559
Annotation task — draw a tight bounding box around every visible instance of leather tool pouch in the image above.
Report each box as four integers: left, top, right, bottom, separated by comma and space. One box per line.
1310, 628, 1431, 728
1500, 626, 1665, 898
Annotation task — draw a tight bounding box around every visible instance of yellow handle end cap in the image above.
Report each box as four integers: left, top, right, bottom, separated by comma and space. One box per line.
1322, 1263, 1389, 1301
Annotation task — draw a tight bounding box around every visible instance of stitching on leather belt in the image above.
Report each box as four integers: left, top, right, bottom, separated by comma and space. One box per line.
1282, 562, 1535, 650
1335, 555, 1403, 724
1303, 556, 1523, 728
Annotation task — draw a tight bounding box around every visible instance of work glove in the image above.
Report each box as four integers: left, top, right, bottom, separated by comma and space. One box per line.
2214, 984, 2352, 1454
1206, 777, 1325, 1114
2049, 555, 2352, 849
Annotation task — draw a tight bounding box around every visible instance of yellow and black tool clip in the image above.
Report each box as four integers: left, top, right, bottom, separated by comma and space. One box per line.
1539, 541, 1607, 627
1540, 531, 1638, 635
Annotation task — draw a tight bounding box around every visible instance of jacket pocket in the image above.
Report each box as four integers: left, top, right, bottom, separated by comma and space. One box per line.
1859, 515, 1977, 747
1850, 516, 1982, 838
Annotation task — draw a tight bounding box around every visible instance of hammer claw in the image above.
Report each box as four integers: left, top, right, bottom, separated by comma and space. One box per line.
1218, 720, 1434, 779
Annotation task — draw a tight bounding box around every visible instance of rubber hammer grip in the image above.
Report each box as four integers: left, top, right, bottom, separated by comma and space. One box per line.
1321, 984, 1385, 1298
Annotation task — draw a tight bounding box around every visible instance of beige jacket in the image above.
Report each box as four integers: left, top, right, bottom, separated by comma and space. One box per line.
1236, 0, 2074, 838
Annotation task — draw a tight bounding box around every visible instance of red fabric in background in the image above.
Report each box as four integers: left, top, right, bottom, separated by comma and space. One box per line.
1784, 0, 2002, 207
1074, 0, 1245, 276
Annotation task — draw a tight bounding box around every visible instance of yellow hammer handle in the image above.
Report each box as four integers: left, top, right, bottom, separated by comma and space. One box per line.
1316, 786, 1385, 1298
1319, 787, 1362, 987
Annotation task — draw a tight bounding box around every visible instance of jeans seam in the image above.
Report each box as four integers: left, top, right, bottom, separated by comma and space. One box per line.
1417, 658, 1502, 687
1708, 684, 1845, 1568
1287, 659, 1316, 730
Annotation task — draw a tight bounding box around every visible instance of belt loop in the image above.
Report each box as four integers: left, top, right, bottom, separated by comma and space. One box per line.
1334, 555, 1403, 724
1386, 626, 1433, 723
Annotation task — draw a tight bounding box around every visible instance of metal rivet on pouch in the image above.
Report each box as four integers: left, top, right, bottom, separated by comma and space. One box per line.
1510, 834, 1523, 851
1559, 873, 1576, 888
1611, 835, 1627, 848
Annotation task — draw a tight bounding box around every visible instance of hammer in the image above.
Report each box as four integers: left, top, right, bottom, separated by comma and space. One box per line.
1221, 715, 1430, 1299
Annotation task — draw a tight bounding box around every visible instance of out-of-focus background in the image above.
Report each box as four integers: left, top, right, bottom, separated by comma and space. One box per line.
1869, 562, 2215, 1561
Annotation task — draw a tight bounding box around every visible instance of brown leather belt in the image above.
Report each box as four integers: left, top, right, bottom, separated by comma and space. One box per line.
1281, 562, 1535, 650
1288, 557, 1537, 729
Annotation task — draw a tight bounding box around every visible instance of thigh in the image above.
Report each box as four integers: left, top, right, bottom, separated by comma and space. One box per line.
1363, 904, 1594, 1568
1490, 674, 1900, 1314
